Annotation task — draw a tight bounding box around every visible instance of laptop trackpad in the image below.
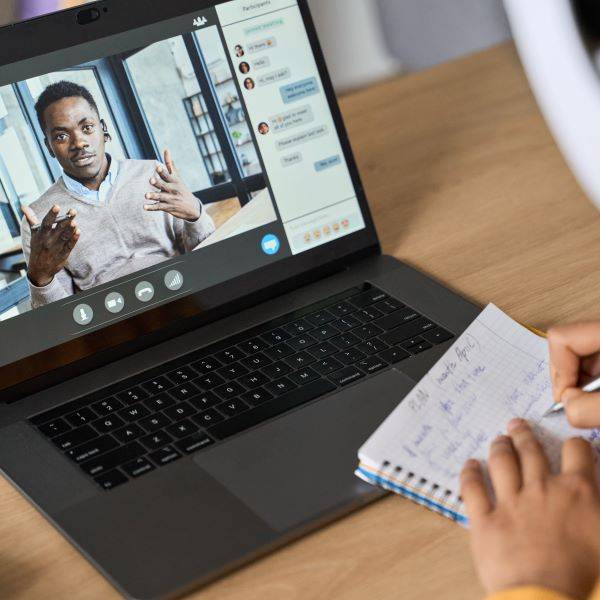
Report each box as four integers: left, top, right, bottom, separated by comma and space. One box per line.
193, 369, 414, 531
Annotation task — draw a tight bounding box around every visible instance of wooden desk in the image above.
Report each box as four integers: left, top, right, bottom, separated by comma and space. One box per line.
2, 43, 598, 599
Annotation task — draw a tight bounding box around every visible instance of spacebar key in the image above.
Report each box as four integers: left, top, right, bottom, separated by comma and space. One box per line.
208, 379, 336, 440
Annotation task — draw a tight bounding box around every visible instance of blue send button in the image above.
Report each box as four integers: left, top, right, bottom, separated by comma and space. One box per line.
261, 234, 281, 255
314, 155, 342, 172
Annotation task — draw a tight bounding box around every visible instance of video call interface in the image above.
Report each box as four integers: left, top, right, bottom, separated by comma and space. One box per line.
0, 0, 366, 366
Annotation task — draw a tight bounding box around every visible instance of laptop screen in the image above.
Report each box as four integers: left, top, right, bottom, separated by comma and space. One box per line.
0, 0, 376, 386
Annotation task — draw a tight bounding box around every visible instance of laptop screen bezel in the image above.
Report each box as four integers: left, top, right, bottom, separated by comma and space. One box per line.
0, 0, 381, 401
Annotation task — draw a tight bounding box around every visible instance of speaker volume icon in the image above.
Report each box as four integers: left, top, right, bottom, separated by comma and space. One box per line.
164, 270, 184, 291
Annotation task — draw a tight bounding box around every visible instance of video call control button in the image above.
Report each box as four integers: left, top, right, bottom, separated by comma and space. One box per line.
105, 292, 125, 314
261, 234, 280, 256
135, 281, 155, 303
164, 270, 184, 291
73, 304, 94, 326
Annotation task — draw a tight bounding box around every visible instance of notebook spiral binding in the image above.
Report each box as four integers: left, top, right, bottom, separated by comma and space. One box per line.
355, 460, 468, 525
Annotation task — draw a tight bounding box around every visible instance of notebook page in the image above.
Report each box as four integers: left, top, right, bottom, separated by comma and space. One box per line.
358, 304, 600, 496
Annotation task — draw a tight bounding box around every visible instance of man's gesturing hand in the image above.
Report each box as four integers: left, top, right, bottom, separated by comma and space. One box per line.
461, 419, 600, 600
144, 149, 201, 222
22, 204, 80, 287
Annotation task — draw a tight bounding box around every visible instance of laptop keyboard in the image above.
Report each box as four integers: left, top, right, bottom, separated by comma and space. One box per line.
29, 285, 454, 491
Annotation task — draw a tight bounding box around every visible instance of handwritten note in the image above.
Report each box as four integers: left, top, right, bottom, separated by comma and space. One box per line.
358, 304, 600, 508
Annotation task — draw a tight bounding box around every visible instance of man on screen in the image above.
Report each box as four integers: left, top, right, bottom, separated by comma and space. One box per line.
20, 81, 215, 308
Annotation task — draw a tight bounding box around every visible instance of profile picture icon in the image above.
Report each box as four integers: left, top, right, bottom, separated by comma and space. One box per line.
258, 122, 270, 135
244, 78, 255, 91
239, 61, 250, 74
234, 44, 245, 58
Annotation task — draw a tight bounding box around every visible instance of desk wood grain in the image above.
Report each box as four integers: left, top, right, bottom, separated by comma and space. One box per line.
2, 43, 598, 599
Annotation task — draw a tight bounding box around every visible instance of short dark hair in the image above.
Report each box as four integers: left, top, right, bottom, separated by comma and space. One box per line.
35, 81, 100, 133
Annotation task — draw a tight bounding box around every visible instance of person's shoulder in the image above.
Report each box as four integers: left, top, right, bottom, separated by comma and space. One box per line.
28, 179, 67, 213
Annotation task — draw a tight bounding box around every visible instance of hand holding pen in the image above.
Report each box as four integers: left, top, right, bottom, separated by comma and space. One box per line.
544, 323, 600, 425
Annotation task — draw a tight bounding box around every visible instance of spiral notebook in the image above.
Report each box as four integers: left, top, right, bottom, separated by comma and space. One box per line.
356, 304, 600, 525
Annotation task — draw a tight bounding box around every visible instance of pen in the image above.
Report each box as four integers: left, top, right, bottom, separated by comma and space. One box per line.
543, 375, 600, 417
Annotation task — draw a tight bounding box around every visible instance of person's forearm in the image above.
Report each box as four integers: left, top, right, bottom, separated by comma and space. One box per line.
181, 206, 216, 251
28, 275, 70, 308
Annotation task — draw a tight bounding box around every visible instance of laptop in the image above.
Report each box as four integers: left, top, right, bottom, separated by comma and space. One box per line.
0, 1, 479, 597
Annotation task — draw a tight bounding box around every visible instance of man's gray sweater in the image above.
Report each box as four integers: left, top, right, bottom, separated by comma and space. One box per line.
21, 159, 215, 308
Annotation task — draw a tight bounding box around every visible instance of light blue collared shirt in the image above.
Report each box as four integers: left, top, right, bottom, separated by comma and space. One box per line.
62, 156, 119, 203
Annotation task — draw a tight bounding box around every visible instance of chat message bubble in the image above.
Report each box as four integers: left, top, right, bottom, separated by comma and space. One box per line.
245, 18, 284, 36
270, 105, 314, 133
251, 56, 271, 70
314, 155, 341, 172
247, 37, 278, 54
280, 152, 303, 167
276, 125, 328, 151
258, 67, 291, 86
280, 77, 320, 104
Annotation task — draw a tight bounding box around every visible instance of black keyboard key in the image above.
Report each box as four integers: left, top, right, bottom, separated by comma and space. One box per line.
357, 339, 389, 355
401, 337, 426, 350
307, 342, 337, 359
217, 399, 250, 418
214, 381, 246, 401
313, 357, 344, 375
80, 442, 145, 476
379, 317, 437, 346
353, 324, 383, 340
140, 431, 174, 451
164, 401, 196, 422
265, 377, 297, 396
374, 298, 404, 314
284, 351, 315, 369
241, 388, 274, 406
144, 393, 176, 411
118, 403, 151, 422
288, 368, 319, 386
287, 334, 317, 352
142, 376, 173, 395
378, 347, 411, 364
357, 356, 388, 374
240, 338, 268, 354
196, 373, 226, 390
329, 366, 365, 386
336, 348, 367, 365
117, 387, 149, 405
191, 409, 224, 428
328, 301, 354, 318
349, 288, 388, 308
65, 407, 96, 427
238, 371, 270, 389
208, 379, 336, 440
189, 392, 220, 412
422, 327, 454, 345
402, 340, 433, 355
375, 308, 421, 331
214, 347, 247, 364
175, 432, 214, 454
148, 446, 182, 467
66, 435, 119, 463
356, 307, 383, 322
241, 352, 272, 370
94, 469, 128, 490
331, 333, 361, 350
191, 357, 222, 375
217, 363, 250, 380
30, 398, 89, 427
306, 310, 335, 327
122, 457, 155, 478
139, 413, 172, 433
113, 423, 145, 444
53, 425, 97, 451
169, 382, 201, 401
166, 419, 198, 439
91, 398, 124, 416
261, 328, 291, 345
262, 361, 293, 379
167, 366, 197, 385
311, 324, 340, 341
264, 342, 295, 360
336, 315, 362, 331
283, 319, 313, 336
92, 415, 126, 434
38, 418, 71, 438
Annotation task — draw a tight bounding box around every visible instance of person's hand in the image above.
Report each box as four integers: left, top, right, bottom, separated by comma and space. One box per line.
22, 204, 80, 287
548, 322, 600, 428
461, 419, 600, 600
144, 149, 201, 221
